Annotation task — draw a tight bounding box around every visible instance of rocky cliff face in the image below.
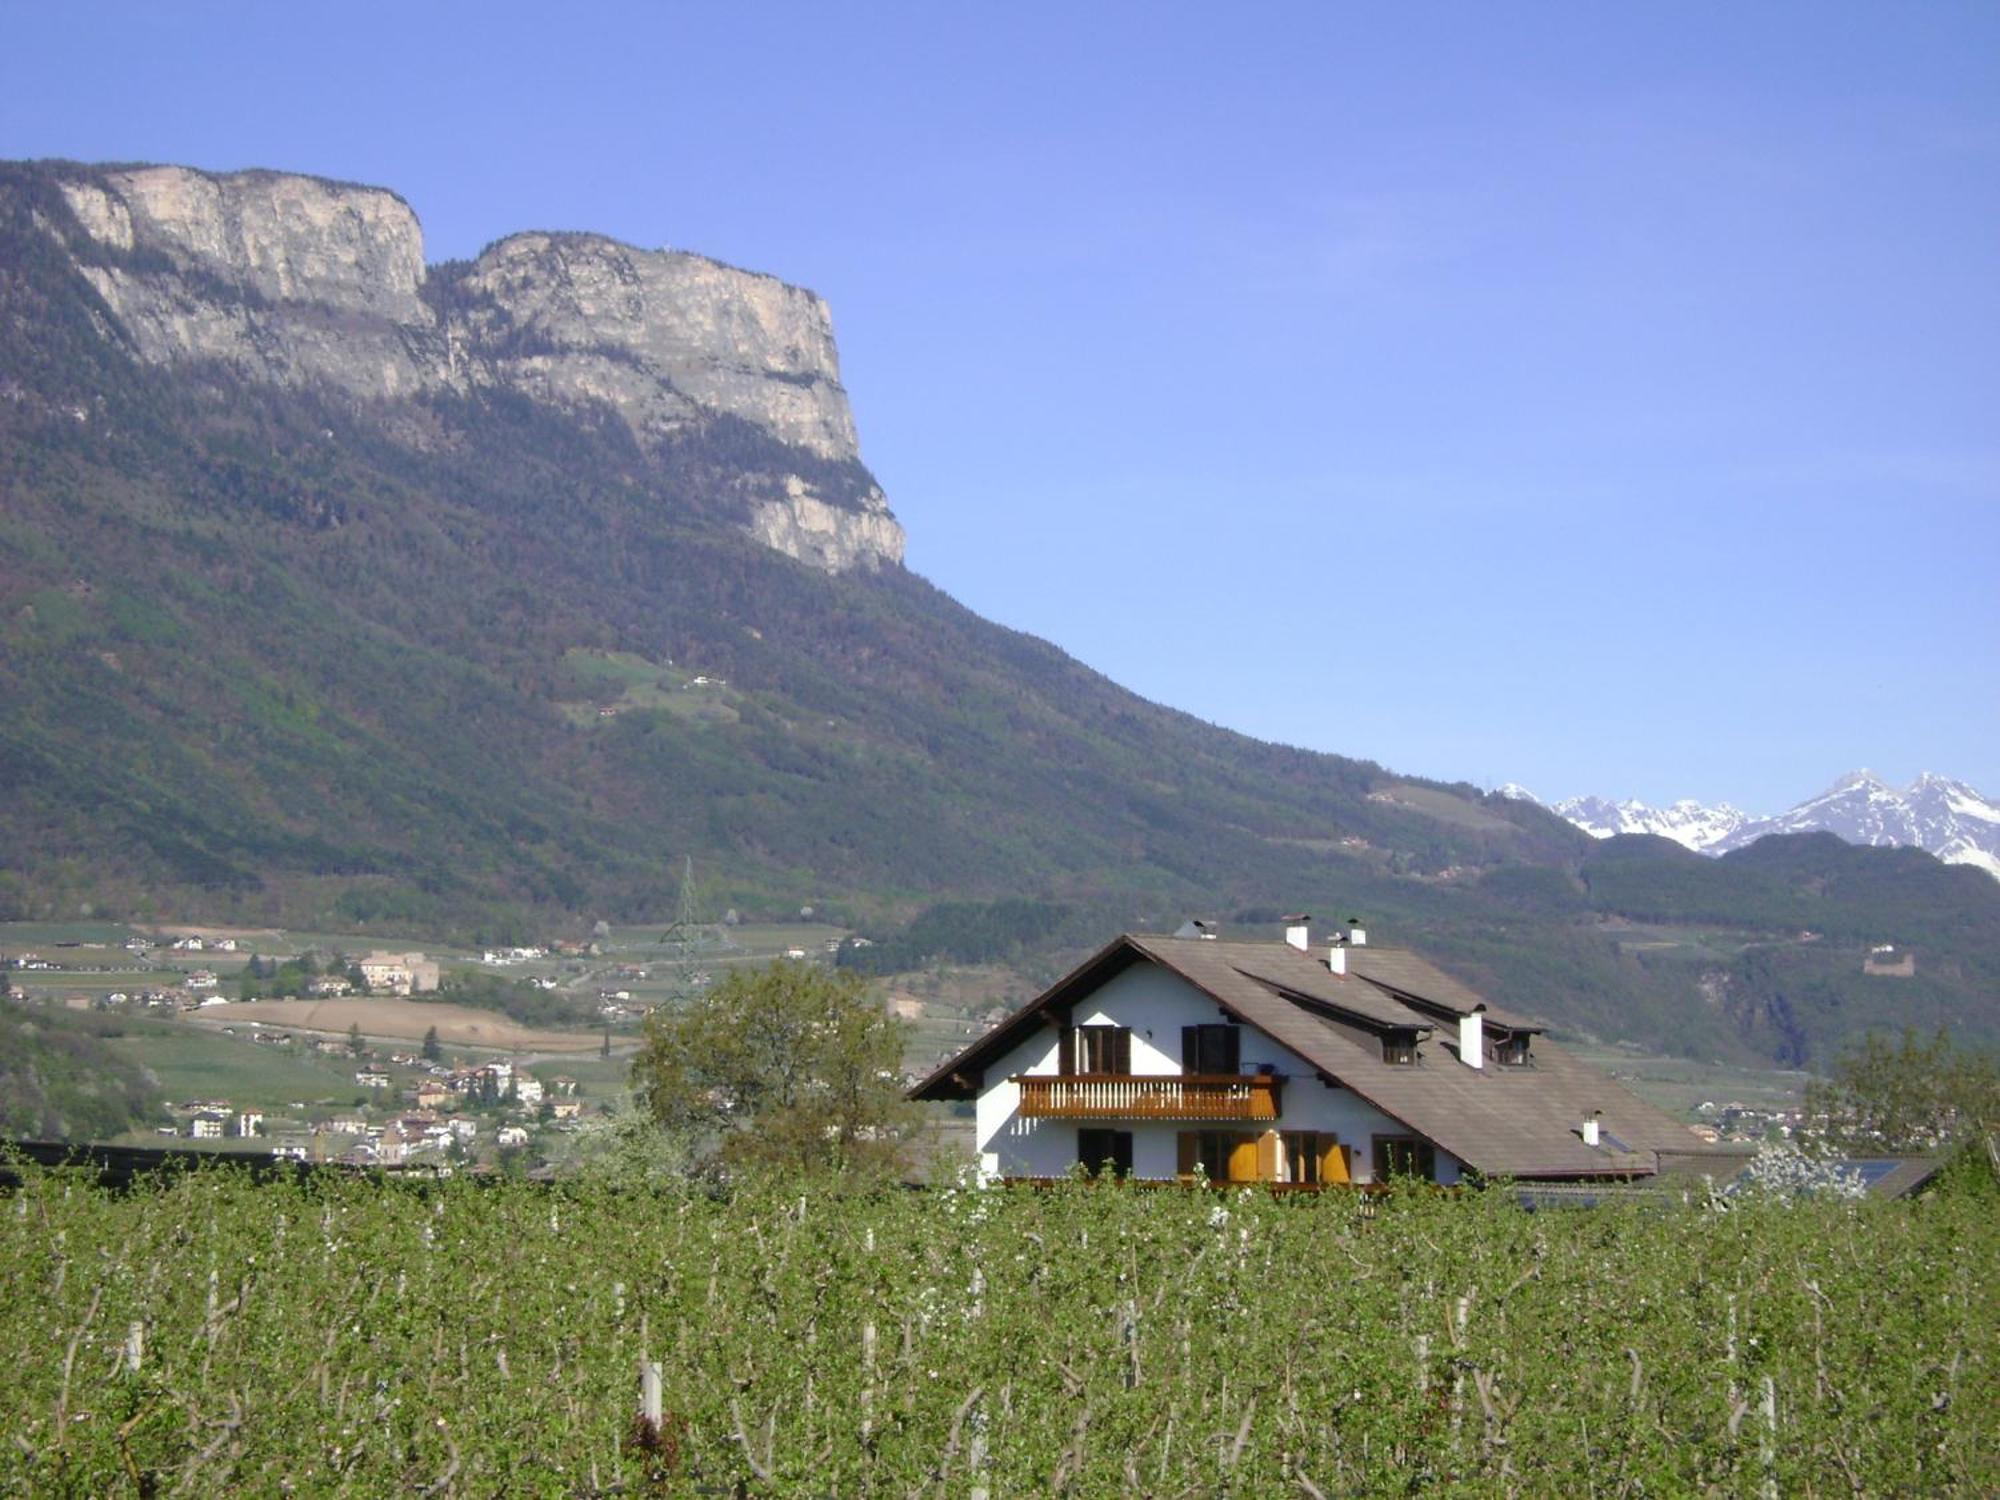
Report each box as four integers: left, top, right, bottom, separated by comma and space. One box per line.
41, 163, 903, 572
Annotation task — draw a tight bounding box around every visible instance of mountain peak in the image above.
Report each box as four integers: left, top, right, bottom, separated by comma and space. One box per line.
26, 158, 903, 573
1547, 773, 1999, 879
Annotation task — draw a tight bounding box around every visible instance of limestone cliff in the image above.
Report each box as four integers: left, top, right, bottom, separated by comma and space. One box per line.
39, 162, 903, 572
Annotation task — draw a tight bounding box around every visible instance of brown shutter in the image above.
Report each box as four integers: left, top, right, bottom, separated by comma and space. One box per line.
1321, 1137, 1350, 1185
1181, 1026, 1198, 1075
1059, 1025, 1076, 1076
1111, 1027, 1131, 1074
1177, 1131, 1199, 1182
1256, 1129, 1279, 1183
1218, 1025, 1240, 1074
1227, 1133, 1260, 1184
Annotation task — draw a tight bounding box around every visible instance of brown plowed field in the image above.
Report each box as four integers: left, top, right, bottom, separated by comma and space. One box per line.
191, 998, 598, 1051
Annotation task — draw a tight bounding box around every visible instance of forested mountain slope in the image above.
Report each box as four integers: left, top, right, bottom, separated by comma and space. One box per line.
3, 159, 1994, 1066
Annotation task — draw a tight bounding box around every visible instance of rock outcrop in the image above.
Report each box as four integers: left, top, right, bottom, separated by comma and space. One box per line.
42, 163, 903, 571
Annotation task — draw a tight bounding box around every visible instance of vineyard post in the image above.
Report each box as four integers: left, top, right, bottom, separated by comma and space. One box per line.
860, 1319, 877, 1440
1758, 1376, 1777, 1500
639, 1357, 663, 1430
124, 1320, 144, 1375
968, 1264, 989, 1500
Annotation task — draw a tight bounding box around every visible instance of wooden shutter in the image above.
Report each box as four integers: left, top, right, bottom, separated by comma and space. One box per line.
1320, 1137, 1350, 1185
1059, 1025, 1076, 1076
1110, 1027, 1131, 1074
1255, 1129, 1279, 1183
1177, 1131, 1199, 1181
1216, 1025, 1240, 1074
1181, 1026, 1198, 1075
1227, 1133, 1260, 1184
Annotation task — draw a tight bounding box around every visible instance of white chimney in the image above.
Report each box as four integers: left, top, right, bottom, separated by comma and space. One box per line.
1581, 1110, 1602, 1148
1346, 917, 1367, 947
1327, 942, 1347, 976
1284, 915, 1311, 951
1459, 1004, 1485, 1069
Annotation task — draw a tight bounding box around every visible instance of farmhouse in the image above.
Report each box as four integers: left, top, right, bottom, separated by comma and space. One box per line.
358, 951, 441, 995
912, 920, 1735, 1187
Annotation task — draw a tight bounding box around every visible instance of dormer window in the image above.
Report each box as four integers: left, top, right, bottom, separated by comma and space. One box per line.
1381, 1031, 1419, 1065
1494, 1033, 1532, 1067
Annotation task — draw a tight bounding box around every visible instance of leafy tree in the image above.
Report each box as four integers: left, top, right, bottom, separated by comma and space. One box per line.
421, 1025, 441, 1062
1805, 1028, 1998, 1154
631, 961, 917, 1182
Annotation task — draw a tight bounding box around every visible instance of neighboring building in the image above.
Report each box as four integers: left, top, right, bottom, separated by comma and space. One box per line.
237, 1110, 264, 1137
355, 1070, 391, 1090
358, 952, 441, 995
912, 921, 1738, 1188
184, 970, 219, 990
514, 1074, 545, 1108
496, 1126, 529, 1149
306, 975, 353, 997
189, 1112, 226, 1140
550, 1098, 584, 1120
414, 1081, 453, 1111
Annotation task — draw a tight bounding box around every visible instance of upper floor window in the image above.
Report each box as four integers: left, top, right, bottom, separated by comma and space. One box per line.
1494, 1033, 1532, 1066
1181, 1022, 1241, 1075
1066, 1024, 1131, 1075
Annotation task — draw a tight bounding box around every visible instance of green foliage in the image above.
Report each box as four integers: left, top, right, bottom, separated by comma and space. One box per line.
1805, 1028, 1999, 1154
631, 961, 918, 1182
0, 1003, 162, 1138
0, 1167, 1992, 1494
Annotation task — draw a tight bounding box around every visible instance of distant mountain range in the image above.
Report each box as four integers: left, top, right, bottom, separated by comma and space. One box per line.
1501, 773, 2000, 880
3, 158, 1997, 1070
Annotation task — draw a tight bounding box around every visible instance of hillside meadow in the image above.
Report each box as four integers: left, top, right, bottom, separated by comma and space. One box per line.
1, 1162, 1992, 1496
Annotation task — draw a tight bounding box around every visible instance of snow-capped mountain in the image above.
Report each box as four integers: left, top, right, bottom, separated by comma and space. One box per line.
1712, 771, 2000, 879
1504, 772, 2000, 879
1552, 795, 1757, 852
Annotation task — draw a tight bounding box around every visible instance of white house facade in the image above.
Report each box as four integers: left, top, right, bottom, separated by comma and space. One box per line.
917, 922, 1732, 1188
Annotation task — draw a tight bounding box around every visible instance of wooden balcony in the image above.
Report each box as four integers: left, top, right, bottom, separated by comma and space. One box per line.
1011, 1073, 1283, 1121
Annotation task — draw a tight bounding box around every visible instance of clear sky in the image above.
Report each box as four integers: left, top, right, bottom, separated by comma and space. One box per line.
5, 3, 1995, 811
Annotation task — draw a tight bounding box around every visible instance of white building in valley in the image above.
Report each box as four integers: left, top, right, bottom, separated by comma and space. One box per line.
913, 921, 1735, 1188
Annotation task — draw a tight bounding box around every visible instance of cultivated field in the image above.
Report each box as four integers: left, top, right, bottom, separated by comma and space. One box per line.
196, 998, 601, 1052
1, 1164, 1991, 1496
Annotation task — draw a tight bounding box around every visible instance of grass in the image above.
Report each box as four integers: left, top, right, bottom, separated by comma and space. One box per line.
1566, 1042, 1809, 1118
104, 1022, 364, 1110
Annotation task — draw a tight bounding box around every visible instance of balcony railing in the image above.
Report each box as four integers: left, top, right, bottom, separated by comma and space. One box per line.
1011, 1073, 1283, 1121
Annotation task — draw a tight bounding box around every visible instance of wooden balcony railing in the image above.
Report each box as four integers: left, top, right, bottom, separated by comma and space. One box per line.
1011, 1073, 1283, 1121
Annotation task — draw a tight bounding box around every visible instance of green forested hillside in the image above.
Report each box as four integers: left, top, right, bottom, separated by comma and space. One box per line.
2, 160, 1994, 1067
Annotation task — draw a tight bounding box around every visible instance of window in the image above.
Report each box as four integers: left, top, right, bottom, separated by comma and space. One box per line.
1177, 1130, 1260, 1184
1278, 1131, 1349, 1185
1381, 1031, 1419, 1065
1494, 1033, 1532, 1066
1077, 1128, 1133, 1178
1064, 1024, 1131, 1076
1181, 1023, 1241, 1075
1371, 1136, 1437, 1182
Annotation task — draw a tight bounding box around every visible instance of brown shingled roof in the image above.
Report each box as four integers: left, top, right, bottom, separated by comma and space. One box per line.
910, 931, 1732, 1181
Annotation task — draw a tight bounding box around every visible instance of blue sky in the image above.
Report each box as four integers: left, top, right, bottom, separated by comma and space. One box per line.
5, 3, 1996, 810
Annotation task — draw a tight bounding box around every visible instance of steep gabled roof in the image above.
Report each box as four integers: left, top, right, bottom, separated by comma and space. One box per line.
910, 932, 1728, 1180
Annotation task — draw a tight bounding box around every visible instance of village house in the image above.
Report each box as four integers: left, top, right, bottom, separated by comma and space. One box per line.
496, 1126, 530, 1149
306, 975, 353, 997
189, 1112, 226, 1140
550, 1098, 584, 1121
355, 1069, 391, 1090
514, 1074, 546, 1108
413, 1080, 453, 1112
236, 1109, 264, 1137
357, 951, 441, 995
912, 920, 1738, 1188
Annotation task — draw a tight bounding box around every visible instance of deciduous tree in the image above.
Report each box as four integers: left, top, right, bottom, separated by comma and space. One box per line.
630, 961, 917, 1182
